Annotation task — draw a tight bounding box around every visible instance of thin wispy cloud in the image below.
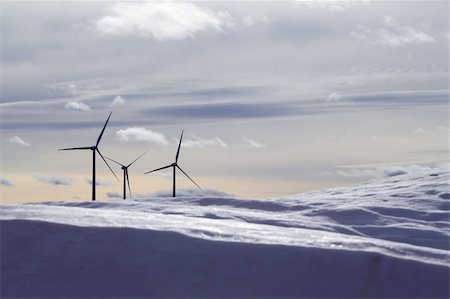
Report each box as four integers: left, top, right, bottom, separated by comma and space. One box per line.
351, 16, 435, 47
180, 135, 228, 148
414, 126, 449, 137
147, 188, 234, 198
107, 192, 122, 199
241, 15, 269, 27
2, 90, 447, 131
5, 136, 30, 147
0, 178, 13, 187
337, 89, 448, 107
66, 84, 78, 95
414, 128, 427, 135
34, 175, 72, 186
294, 0, 368, 12
46, 82, 79, 96
437, 126, 450, 133
149, 171, 173, 180
95, 2, 233, 40
86, 179, 112, 186
325, 93, 353, 106
110, 95, 125, 107
115, 127, 170, 146
242, 136, 266, 148
336, 164, 436, 178
146, 101, 300, 120
64, 101, 92, 111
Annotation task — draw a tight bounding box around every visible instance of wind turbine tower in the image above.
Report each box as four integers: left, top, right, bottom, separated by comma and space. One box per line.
59, 112, 118, 201
105, 149, 149, 200
145, 130, 201, 197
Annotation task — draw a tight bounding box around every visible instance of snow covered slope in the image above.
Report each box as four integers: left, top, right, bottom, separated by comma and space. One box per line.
1, 165, 449, 298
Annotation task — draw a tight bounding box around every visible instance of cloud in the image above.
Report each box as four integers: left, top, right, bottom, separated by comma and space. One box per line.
241, 15, 269, 27
242, 136, 266, 148
66, 84, 78, 95
437, 126, 450, 133
86, 179, 112, 186
242, 16, 255, 27
64, 101, 91, 111
149, 171, 173, 180
0, 178, 13, 187
142, 89, 447, 123
5, 136, 30, 146
45, 82, 79, 96
107, 192, 122, 199
110, 95, 125, 107
143, 85, 267, 100
144, 188, 234, 198
34, 175, 72, 186
351, 16, 435, 47
115, 127, 170, 146
345, 89, 448, 107
325, 93, 352, 105
95, 2, 233, 40
413, 126, 449, 137
295, 0, 367, 12
2, 90, 447, 131
319, 171, 332, 177
145, 101, 302, 120
179, 135, 228, 148
336, 164, 435, 178
414, 128, 427, 135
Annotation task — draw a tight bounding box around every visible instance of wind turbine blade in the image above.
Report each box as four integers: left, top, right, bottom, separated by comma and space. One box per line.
144, 165, 171, 174
104, 155, 125, 167
127, 149, 150, 168
175, 130, 184, 163
126, 169, 132, 198
96, 149, 119, 181
96, 111, 112, 147
58, 146, 92, 151
176, 165, 201, 190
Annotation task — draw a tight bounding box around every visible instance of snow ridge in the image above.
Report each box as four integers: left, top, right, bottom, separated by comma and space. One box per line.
1, 164, 449, 266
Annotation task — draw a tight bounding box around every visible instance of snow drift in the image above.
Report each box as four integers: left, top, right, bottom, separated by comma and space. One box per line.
1, 164, 449, 298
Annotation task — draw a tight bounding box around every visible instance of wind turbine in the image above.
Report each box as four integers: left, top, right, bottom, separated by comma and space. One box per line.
145, 130, 201, 197
104, 149, 149, 200
59, 111, 118, 201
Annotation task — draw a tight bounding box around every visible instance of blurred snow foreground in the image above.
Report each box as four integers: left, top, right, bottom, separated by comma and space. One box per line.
1, 165, 449, 298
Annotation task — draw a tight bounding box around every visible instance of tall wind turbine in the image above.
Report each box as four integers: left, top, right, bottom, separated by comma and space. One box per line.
145, 130, 201, 197
59, 111, 118, 201
105, 149, 149, 200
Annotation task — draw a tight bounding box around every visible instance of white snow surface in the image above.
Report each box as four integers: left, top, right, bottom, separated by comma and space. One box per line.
1, 164, 449, 298
2, 165, 449, 264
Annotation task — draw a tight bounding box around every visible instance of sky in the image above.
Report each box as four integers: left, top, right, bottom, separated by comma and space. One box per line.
0, 0, 448, 203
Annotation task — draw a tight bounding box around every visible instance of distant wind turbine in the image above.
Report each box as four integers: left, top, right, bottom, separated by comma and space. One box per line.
104, 149, 149, 200
59, 111, 118, 201
145, 130, 201, 197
